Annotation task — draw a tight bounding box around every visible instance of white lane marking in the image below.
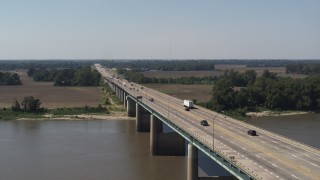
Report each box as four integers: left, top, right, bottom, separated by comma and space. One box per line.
291, 154, 298, 158
272, 140, 277, 143
272, 163, 278, 167
261, 140, 266, 144
291, 174, 299, 179
274, 146, 280, 150
256, 155, 261, 158
304, 154, 310, 157
309, 162, 319, 167
286, 146, 292, 150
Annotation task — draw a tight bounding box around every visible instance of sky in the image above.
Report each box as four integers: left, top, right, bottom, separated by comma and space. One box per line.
0, 0, 319, 59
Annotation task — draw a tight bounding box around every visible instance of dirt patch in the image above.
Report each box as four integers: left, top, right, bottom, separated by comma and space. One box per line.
144, 84, 212, 103
0, 69, 102, 108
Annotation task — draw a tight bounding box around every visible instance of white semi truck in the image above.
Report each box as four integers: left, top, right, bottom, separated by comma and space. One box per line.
183, 100, 194, 108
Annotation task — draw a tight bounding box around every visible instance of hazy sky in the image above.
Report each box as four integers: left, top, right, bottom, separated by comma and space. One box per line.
0, 0, 319, 59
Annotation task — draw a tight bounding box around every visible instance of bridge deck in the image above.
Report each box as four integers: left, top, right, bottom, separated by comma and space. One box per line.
96, 64, 320, 180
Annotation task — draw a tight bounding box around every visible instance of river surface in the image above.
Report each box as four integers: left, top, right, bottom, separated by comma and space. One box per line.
246, 113, 320, 148
0, 113, 319, 180
0, 120, 187, 180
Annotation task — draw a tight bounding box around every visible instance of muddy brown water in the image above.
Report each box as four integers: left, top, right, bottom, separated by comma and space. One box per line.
246, 113, 320, 148
0, 113, 319, 180
0, 120, 187, 180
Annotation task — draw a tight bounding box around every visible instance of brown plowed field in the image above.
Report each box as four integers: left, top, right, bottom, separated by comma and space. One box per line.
0, 70, 102, 108
142, 65, 306, 78
144, 84, 213, 103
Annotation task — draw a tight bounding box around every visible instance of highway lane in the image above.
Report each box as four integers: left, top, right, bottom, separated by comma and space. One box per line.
95, 64, 320, 180
142, 87, 313, 179
145, 84, 320, 179
116, 81, 285, 179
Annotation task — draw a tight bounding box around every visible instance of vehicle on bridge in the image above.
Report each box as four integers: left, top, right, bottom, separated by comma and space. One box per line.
183, 100, 194, 108
247, 130, 257, 136
200, 120, 209, 126
149, 98, 153, 102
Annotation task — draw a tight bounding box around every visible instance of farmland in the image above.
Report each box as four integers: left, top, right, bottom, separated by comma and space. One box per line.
142, 65, 306, 78
144, 84, 213, 103
0, 69, 102, 108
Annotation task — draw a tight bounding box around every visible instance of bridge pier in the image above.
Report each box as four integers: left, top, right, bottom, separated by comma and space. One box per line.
188, 143, 198, 180
150, 114, 185, 156
124, 92, 127, 107
136, 103, 150, 132
150, 114, 163, 155
116, 86, 120, 98
127, 98, 136, 117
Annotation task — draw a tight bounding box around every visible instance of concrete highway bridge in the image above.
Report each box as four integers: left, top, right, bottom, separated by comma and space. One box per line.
95, 64, 320, 180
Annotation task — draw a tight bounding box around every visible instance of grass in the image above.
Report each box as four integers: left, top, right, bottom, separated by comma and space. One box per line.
0, 108, 45, 120
50, 106, 108, 116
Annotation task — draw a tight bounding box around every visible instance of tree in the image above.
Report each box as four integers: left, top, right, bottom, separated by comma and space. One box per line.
11, 100, 21, 111
21, 96, 42, 112
244, 70, 257, 85
211, 78, 235, 111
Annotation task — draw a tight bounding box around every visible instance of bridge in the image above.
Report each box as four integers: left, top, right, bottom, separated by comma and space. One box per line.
95, 64, 320, 180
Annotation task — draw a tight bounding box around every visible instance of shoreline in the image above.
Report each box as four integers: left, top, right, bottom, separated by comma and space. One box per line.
246, 110, 310, 117
16, 114, 135, 121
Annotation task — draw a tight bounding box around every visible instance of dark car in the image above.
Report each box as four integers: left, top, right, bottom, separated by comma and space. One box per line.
247, 130, 257, 136
149, 98, 153, 102
200, 120, 209, 126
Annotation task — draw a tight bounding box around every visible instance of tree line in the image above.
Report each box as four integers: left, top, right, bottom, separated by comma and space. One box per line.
286, 64, 320, 75
0, 72, 22, 85
117, 68, 219, 84
118, 68, 258, 85
207, 70, 320, 113
28, 67, 101, 86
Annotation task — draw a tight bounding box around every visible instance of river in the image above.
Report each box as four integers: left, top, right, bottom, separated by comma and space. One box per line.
0, 120, 187, 180
0, 113, 319, 180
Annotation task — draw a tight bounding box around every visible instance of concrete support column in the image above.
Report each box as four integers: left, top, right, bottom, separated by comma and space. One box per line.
127, 98, 136, 117
136, 103, 141, 130
116, 86, 119, 97
150, 114, 158, 155
124, 93, 127, 107
187, 143, 198, 180
120, 89, 123, 102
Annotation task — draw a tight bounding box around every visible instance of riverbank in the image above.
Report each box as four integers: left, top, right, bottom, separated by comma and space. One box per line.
246, 110, 310, 117
17, 114, 134, 121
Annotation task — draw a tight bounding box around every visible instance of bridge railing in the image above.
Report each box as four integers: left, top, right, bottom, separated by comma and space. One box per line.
128, 94, 262, 180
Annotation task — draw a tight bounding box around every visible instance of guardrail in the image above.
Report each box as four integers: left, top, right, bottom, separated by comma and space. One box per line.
124, 93, 260, 180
